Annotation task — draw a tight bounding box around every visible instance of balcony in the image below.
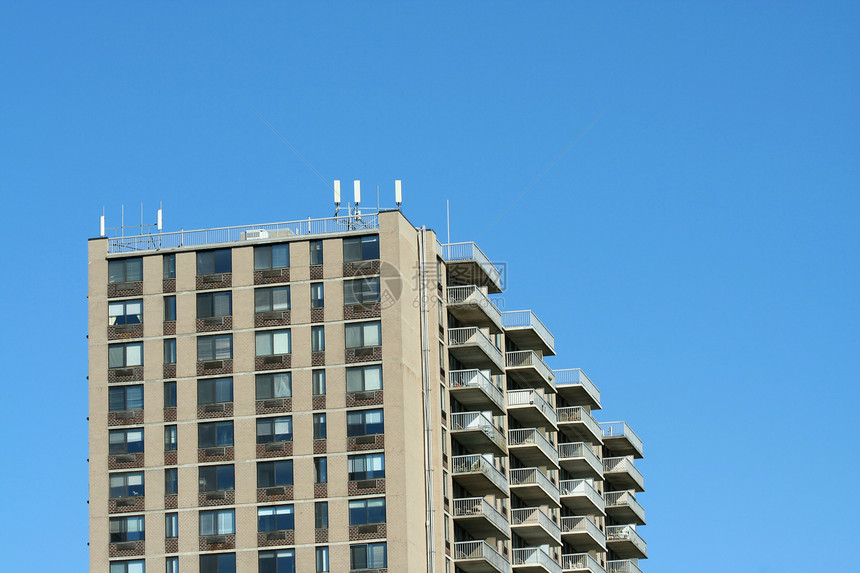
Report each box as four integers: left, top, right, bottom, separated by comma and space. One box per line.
501, 310, 555, 356
450, 370, 506, 416
509, 468, 561, 509
607, 560, 643, 573
510, 507, 562, 546
452, 497, 511, 540
506, 351, 556, 394
559, 480, 605, 516
512, 547, 562, 573
558, 443, 603, 480
599, 422, 643, 459
448, 286, 504, 333
561, 553, 606, 573
451, 454, 510, 498
442, 242, 504, 294
603, 457, 644, 492
606, 525, 647, 559
449, 327, 506, 374
557, 407, 603, 445
507, 390, 557, 430
554, 369, 601, 410
454, 540, 511, 573
604, 491, 645, 526
560, 516, 606, 552
451, 412, 508, 457
508, 428, 559, 468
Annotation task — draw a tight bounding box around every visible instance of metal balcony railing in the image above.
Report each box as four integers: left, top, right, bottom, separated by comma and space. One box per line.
599, 422, 644, 456
512, 547, 562, 573
561, 553, 606, 573
507, 390, 558, 427
558, 407, 603, 442
603, 457, 644, 489
451, 412, 507, 452
558, 442, 603, 472
606, 525, 647, 555
506, 350, 554, 381
607, 560, 643, 573
508, 428, 559, 467
447, 285, 503, 324
509, 468, 560, 501
441, 242, 503, 286
451, 454, 509, 494
452, 497, 510, 537
454, 540, 510, 573
449, 327, 505, 364
501, 310, 555, 351
560, 516, 605, 547
511, 507, 562, 543
558, 480, 605, 513
553, 369, 601, 408
449, 369, 506, 413
604, 491, 645, 522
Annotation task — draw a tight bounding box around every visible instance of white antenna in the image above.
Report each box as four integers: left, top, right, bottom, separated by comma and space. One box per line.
99, 207, 105, 237
353, 180, 361, 205
395, 180, 402, 209
156, 203, 163, 231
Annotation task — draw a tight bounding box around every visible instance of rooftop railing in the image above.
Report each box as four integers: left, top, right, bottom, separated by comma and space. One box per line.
599, 422, 643, 456
604, 491, 645, 522
509, 467, 560, 502
449, 327, 505, 365
454, 540, 510, 573
451, 412, 507, 452
553, 369, 601, 408
441, 242, 502, 285
508, 428, 559, 467
507, 390, 558, 427
606, 525, 647, 555
501, 310, 555, 351
452, 497, 510, 537
603, 457, 644, 489
512, 547, 562, 573
506, 350, 554, 382
447, 285, 503, 324
607, 560, 643, 573
451, 454, 509, 494
511, 507, 562, 543
558, 407, 603, 442
449, 369, 506, 413
558, 479, 605, 513
107, 213, 379, 253
561, 553, 606, 573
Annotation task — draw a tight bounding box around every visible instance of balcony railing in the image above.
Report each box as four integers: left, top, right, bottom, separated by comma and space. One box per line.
454, 540, 510, 573
107, 213, 379, 253
558, 407, 603, 442
604, 491, 645, 523
603, 457, 644, 491
512, 547, 562, 573
452, 497, 511, 538
560, 516, 606, 549
509, 467, 560, 502
502, 310, 555, 353
507, 390, 558, 427
449, 327, 505, 364
508, 428, 559, 467
442, 242, 503, 287
449, 369, 506, 414
448, 285, 503, 326
606, 525, 647, 555
561, 553, 606, 573
607, 560, 643, 573
506, 350, 554, 381
599, 422, 644, 457
559, 479, 605, 514
511, 507, 562, 543
553, 369, 601, 408
558, 442, 603, 476
451, 454, 509, 494
451, 412, 507, 453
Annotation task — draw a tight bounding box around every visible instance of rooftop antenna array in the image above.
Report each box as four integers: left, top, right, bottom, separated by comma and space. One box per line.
99, 203, 165, 247
332, 179, 404, 229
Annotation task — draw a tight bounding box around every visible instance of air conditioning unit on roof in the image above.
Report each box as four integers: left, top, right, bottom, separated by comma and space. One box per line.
243, 229, 269, 240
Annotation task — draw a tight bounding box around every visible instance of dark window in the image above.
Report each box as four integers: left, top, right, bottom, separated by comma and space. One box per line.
315, 502, 328, 528
164, 296, 176, 321
108, 342, 143, 368
348, 453, 385, 481
198, 465, 235, 492
310, 283, 324, 308
109, 472, 144, 498
256, 417, 293, 443
164, 425, 177, 451
347, 409, 384, 437
257, 505, 294, 532
316, 547, 329, 573
109, 428, 144, 454
163, 254, 176, 279
312, 370, 326, 396
257, 460, 293, 487
311, 326, 325, 352
350, 542, 387, 569
259, 550, 295, 573
255, 330, 290, 356
198, 421, 233, 447
344, 321, 381, 348
109, 385, 143, 411
199, 553, 236, 573
313, 413, 327, 439
349, 498, 386, 525
109, 515, 145, 542
165, 468, 178, 495
200, 509, 235, 535
166, 557, 178, 573
164, 339, 177, 364
109, 300, 143, 325
346, 365, 383, 392
255, 244, 290, 270
309, 240, 323, 265
343, 278, 381, 305
255, 372, 292, 399
255, 286, 290, 312
343, 235, 380, 262
197, 335, 232, 360
109, 258, 143, 283
109, 560, 145, 573
197, 292, 232, 318
196, 249, 231, 275
198, 377, 233, 404
164, 382, 177, 408
314, 457, 327, 484
165, 513, 178, 538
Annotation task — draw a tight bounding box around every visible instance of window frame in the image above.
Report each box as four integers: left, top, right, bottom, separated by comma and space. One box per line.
163, 254, 176, 279
257, 505, 295, 532
343, 277, 381, 306
197, 377, 233, 405
165, 468, 178, 495
108, 257, 143, 284
198, 421, 234, 448
109, 428, 144, 455
164, 425, 177, 451
197, 291, 232, 318
343, 234, 380, 262
108, 299, 143, 325
198, 464, 235, 492
255, 286, 290, 313
313, 413, 327, 440
346, 409, 384, 437
197, 334, 233, 361
256, 416, 293, 444
196, 249, 232, 275
344, 321, 381, 349
163, 338, 177, 364
258, 549, 296, 573
309, 240, 323, 265
255, 372, 292, 400
350, 542, 387, 570
109, 514, 145, 542
108, 342, 143, 368
347, 453, 385, 481
255, 330, 291, 356
110, 560, 145, 573
257, 460, 294, 488
199, 508, 235, 536
310, 282, 324, 308
254, 243, 290, 270
348, 497, 386, 526
109, 385, 144, 411
199, 553, 236, 573
164, 381, 177, 408
346, 365, 383, 393
164, 295, 176, 321
311, 325, 325, 352
109, 471, 144, 498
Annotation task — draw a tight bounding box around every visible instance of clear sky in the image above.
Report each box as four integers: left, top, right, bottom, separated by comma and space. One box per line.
1, 2, 857, 571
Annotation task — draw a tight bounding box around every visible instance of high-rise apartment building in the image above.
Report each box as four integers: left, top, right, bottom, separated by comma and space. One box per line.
88, 207, 647, 573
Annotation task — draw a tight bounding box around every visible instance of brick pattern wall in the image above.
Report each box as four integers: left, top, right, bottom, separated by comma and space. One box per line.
108, 281, 143, 298
196, 273, 232, 291
256, 398, 293, 415
163, 364, 176, 379
109, 453, 144, 470
162, 278, 176, 293
312, 396, 326, 410
108, 324, 143, 341
165, 538, 178, 553
108, 410, 144, 426
163, 407, 176, 422
197, 446, 234, 463
197, 403, 234, 420
310, 307, 325, 323
109, 540, 144, 557
346, 390, 384, 407
345, 347, 382, 364
164, 451, 177, 465
343, 302, 382, 320
313, 439, 327, 454
349, 522, 387, 541
108, 367, 143, 383
347, 434, 385, 452
197, 359, 233, 376
256, 486, 294, 503
255, 311, 291, 328
163, 320, 176, 335
254, 268, 290, 285
311, 351, 325, 366
198, 489, 235, 507
199, 534, 235, 551
348, 478, 386, 496
256, 442, 294, 459
315, 528, 328, 543
257, 530, 295, 547
164, 494, 178, 509
109, 496, 144, 514
343, 260, 381, 277
309, 265, 323, 280
196, 316, 233, 333
255, 355, 292, 371
314, 483, 327, 498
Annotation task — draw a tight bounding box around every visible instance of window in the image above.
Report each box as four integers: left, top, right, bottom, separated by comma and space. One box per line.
255, 244, 290, 270
165, 513, 178, 538
200, 509, 235, 535
349, 498, 386, 526
313, 413, 327, 439
163, 254, 176, 279
110, 560, 145, 573
198, 421, 233, 447
256, 330, 291, 356
315, 547, 330, 573
164, 382, 177, 408
164, 296, 176, 321
165, 468, 178, 495
198, 465, 235, 492
350, 542, 387, 570
197, 249, 231, 275
198, 377, 233, 404
197, 335, 232, 361
311, 326, 325, 352
166, 557, 178, 573
109, 300, 143, 325
256, 417, 293, 443
310, 283, 324, 308
255, 286, 290, 312
315, 501, 328, 528
346, 365, 382, 392
314, 457, 327, 484
110, 515, 145, 542
163, 339, 177, 364
255, 372, 292, 399
348, 453, 385, 481
345, 321, 381, 348
164, 425, 177, 451
312, 370, 326, 396
257, 460, 293, 487
199, 553, 235, 573
343, 277, 380, 305
109, 257, 142, 283
109, 428, 144, 454
109, 385, 143, 411
197, 292, 232, 318
109, 342, 143, 368
346, 409, 384, 437
257, 505, 294, 532
343, 234, 379, 262
259, 550, 295, 573
309, 240, 323, 265
110, 471, 144, 498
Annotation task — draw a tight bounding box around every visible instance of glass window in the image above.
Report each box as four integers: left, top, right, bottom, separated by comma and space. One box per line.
198, 421, 233, 447
258, 549, 295, 573
343, 278, 381, 305
346, 409, 384, 437
197, 335, 232, 361
197, 292, 232, 318
310, 283, 324, 308
199, 553, 235, 573
108, 342, 143, 368
200, 509, 235, 535
109, 385, 143, 411
164, 382, 177, 408
314, 457, 327, 484
109, 471, 144, 498
109, 300, 143, 325
350, 542, 387, 569
255, 286, 290, 312
348, 498, 386, 525
256, 417, 293, 443
346, 365, 383, 392
256, 330, 291, 356
344, 322, 381, 348
315, 501, 328, 528
311, 326, 325, 352
198, 377, 233, 404
163, 254, 176, 279
255, 244, 290, 270
198, 465, 235, 492
110, 515, 145, 542
110, 560, 145, 573
309, 240, 323, 265
164, 339, 177, 364
164, 296, 176, 321
257, 505, 294, 532
166, 557, 178, 573
313, 413, 327, 439
165, 468, 178, 495
257, 460, 293, 487
165, 513, 178, 538
196, 249, 231, 275
347, 453, 385, 481
255, 372, 292, 399
315, 547, 329, 573
343, 235, 380, 262
109, 428, 144, 454
108, 258, 143, 283
312, 370, 326, 396
164, 425, 177, 451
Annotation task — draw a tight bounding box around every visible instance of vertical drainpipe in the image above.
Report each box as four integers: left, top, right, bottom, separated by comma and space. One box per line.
418, 226, 436, 572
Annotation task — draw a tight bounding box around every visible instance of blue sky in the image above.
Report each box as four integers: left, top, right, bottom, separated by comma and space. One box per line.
1, 2, 858, 571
